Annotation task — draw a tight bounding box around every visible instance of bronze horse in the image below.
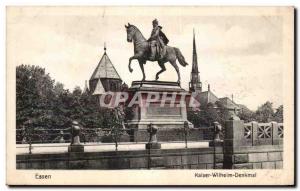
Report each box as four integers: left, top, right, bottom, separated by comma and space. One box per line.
125, 23, 188, 84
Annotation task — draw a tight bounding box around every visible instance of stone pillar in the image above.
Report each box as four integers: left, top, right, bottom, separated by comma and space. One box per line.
68, 121, 84, 153
223, 118, 251, 169
271, 121, 283, 145
145, 123, 161, 149
223, 119, 283, 169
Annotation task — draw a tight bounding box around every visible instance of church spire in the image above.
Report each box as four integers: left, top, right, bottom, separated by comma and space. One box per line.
189, 29, 202, 92
192, 29, 199, 73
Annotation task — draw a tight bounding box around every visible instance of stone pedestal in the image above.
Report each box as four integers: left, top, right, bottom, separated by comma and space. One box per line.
209, 121, 223, 147
146, 142, 161, 149
126, 81, 193, 130
68, 144, 84, 152
145, 123, 161, 149
68, 121, 84, 153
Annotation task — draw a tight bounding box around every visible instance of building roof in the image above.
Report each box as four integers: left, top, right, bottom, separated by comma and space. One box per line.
195, 90, 219, 107
92, 79, 106, 95
90, 52, 121, 80
219, 97, 239, 109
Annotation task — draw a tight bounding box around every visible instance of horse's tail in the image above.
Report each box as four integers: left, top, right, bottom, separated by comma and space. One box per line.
174, 47, 188, 67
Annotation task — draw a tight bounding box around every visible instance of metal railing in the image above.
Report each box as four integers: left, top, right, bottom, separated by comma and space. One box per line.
16, 126, 215, 154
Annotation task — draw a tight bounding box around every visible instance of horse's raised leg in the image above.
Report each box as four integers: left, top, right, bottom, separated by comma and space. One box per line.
170, 60, 181, 84
128, 57, 133, 73
139, 60, 146, 81
155, 61, 166, 81
128, 56, 138, 73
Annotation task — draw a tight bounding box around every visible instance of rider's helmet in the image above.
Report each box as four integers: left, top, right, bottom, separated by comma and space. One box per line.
152, 19, 159, 26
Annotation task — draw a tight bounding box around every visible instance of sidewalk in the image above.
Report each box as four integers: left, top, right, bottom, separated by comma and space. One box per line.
16, 141, 210, 155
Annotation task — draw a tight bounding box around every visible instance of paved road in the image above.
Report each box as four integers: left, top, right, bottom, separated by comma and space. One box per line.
16, 141, 210, 154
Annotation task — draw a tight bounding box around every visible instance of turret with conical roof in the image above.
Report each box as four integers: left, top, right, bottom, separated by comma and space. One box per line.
89, 44, 122, 95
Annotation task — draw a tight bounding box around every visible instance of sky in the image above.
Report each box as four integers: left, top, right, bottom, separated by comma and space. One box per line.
7, 7, 286, 110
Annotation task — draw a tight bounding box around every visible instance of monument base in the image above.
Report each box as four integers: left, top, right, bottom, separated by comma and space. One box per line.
126, 80, 193, 129
68, 144, 84, 153
146, 142, 161, 149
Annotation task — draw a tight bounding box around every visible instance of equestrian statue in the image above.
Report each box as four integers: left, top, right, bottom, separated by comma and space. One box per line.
125, 19, 188, 84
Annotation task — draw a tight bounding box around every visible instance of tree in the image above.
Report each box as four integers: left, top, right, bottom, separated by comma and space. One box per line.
53, 82, 65, 95
238, 108, 255, 122
187, 101, 227, 128
187, 110, 202, 127
273, 105, 283, 122
16, 65, 55, 127
16, 65, 56, 143
255, 101, 275, 123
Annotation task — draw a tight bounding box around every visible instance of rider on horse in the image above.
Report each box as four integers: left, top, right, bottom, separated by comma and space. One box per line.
147, 19, 169, 60
125, 21, 188, 83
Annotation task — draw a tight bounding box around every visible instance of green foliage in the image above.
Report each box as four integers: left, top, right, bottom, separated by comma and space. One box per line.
255, 101, 274, 123
187, 101, 227, 128
273, 105, 283, 123
16, 65, 54, 127
237, 102, 283, 123
254, 102, 283, 123
16, 65, 117, 143
188, 101, 283, 129
238, 108, 255, 122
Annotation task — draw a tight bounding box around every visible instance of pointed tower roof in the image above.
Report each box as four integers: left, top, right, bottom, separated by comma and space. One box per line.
192, 29, 199, 74
92, 79, 106, 95
83, 80, 89, 93
189, 29, 202, 93
90, 45, 121, 80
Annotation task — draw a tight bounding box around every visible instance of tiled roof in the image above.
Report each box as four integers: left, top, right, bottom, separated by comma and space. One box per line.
219, 97, 239, 109
90, 52, 121, 80
92, 79, 106, 95
194, 90, 219, 107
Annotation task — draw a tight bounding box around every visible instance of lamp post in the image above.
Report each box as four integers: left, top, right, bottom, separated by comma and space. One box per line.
183, 121, 189, 148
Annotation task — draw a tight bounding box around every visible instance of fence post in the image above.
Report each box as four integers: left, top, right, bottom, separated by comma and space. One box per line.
58, 130, 65, 143
111, 126, 122, 151
145, 123, 161, 149
29, 140, 32, 154
27, 126, 33, 154
183, 121, 189, 148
